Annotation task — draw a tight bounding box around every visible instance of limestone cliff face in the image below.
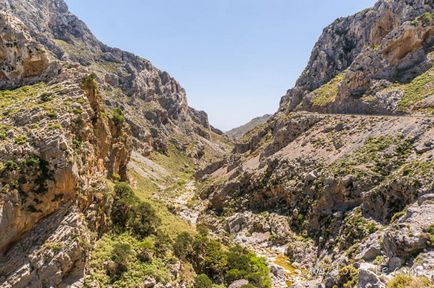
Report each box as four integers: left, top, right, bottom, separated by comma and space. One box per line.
0, 67, 132, 288
0, 1, 229, 286
280, 0, 434, 115
0, 0, 228, 159
0, 11, 133, 282
197, 1, 434, 286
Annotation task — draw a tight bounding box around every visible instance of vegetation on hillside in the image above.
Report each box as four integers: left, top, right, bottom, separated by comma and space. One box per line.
311, 72, 345, 107
86, 182, 270, 288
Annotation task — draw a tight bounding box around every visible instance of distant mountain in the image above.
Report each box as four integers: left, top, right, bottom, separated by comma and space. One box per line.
226, 114, 272, 140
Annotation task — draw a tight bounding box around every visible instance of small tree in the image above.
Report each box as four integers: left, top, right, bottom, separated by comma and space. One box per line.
194, 274, 213, 288
174, 232, 194, 260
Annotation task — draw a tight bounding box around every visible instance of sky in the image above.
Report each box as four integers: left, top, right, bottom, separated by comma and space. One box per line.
65, 0, 376, 131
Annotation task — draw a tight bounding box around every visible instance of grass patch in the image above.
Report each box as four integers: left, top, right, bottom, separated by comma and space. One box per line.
398, 66, 434, 110
410, 12, 434, 27
14, 135, 27, 145
149, 143, 196, 179
330, 135, 412, 178
311, 72, 345, 106
129, 170, 195, 238
0, 82, 47, 112
86, 233, 173, 288
387, 273, 432, 288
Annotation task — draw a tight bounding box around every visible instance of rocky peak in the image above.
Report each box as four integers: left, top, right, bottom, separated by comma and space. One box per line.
280, 0, 434, 114
0, 0, 229, 159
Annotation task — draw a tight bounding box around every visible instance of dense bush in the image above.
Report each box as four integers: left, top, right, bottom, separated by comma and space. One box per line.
386, 273, 432, 288
111, 182, 160, 238
174, 232, 194, 260
174, 230, 270, 288
154, 230, 173, 255
225, 245, 270, 288
112, 108, 125, 125
107, 243, 133, 282
334, 265, 359, 288
194, 274, 213, 288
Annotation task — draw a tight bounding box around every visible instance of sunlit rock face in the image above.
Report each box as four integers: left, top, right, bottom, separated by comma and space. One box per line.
279, 0, 434, 115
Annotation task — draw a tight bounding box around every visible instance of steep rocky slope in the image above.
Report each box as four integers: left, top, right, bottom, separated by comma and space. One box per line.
0, 1, 232, 287
0, 0, 229, 160
0, 64, 132, 286
199, 113, 434, 287
197, 0, 434, 287
1, 0, 433, 287
226, 115, 272, 140
280, 0, 433, 115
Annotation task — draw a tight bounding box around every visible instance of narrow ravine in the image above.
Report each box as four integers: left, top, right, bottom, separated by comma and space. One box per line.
173, 181, 310, 288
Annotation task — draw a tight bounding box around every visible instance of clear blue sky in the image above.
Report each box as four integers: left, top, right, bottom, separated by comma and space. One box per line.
65, 0, 376, 131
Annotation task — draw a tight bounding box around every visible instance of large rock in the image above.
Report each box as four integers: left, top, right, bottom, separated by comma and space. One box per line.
228, 279, 249, 288
357, 263, 386, 288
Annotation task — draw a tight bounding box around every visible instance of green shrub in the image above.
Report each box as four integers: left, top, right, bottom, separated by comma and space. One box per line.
225, 245, 270, 288
423, 224, 434, 245
46, 109, 57, 118
72, 138, 82, 149
80, 73, 98, 92
386, 273, 432, 288
194, 274, 213, 288
108, 243, 133, 283
335, 265, 358, 288
72, 107, 83, 114
4, 160, 20, 171
111, 182, 161, 238
14, 135, 27, 145
130, 202, 160, 238
173, 232, 194, 260
154, 230, 173, 255
411, 12, 434, 26
112, 108, 125, 125
39, 92, 53, 102
391, 211, 406, 223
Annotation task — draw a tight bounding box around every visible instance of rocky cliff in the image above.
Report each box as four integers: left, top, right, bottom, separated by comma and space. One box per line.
197, 1, 434, 287
0, 0, 231, 287
0, 0, 229, 159
0, 61, 132, 286
280, 0, 433, 115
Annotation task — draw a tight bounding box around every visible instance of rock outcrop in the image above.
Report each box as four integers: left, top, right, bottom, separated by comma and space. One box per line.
0, 61, 132, 286
0, 0, 229, 287
0, 0, 229, 160
279, 0, 434, 115
199, 112, 434, 286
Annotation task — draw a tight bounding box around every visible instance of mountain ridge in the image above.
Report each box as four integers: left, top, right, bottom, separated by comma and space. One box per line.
0, 0, 433, 287
226, 114, 272, 140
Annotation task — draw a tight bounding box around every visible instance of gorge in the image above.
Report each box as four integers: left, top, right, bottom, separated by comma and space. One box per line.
0, 0, 433, 288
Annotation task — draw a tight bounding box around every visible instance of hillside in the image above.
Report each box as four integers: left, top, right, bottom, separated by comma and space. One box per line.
0, 1, 235, 287
226, 115, 272, 140
197, 0, 434, 287
0, 0, 433, 288
280, 0, 433, 116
